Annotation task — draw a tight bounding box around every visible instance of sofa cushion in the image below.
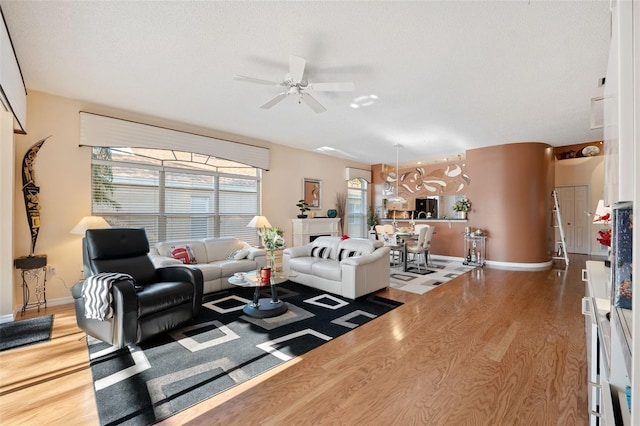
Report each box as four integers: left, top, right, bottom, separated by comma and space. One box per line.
287, 256, 322, 275
217, 259, 259, 277
310, 259, 342, 281
190, 263, 222, 283
156, 240, 208, 265
203, 237, 247, 262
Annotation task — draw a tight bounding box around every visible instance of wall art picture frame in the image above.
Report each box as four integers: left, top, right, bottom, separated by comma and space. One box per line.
303, 178, 321, 209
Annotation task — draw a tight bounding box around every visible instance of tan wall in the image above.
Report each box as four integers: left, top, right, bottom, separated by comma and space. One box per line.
10, 90, 369, 308
1, 109, 15, 319
555, 155, 606, 255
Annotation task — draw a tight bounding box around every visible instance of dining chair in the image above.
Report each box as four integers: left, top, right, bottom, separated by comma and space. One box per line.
380, 229, 402, 268
406, 225, 429, 272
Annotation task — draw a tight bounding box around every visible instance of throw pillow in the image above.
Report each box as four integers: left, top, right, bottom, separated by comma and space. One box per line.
338, 248, 359, 261
311, 246, 331, 259
227, 249, 250, 260
170, 245, 197, 264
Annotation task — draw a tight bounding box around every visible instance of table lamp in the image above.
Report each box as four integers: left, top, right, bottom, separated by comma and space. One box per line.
247, 215, 271, 247
71, 215, 111, 235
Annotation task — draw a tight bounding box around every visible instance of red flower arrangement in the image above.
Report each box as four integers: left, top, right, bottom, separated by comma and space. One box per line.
597, 228, 611, 247
594, 212, 612, 247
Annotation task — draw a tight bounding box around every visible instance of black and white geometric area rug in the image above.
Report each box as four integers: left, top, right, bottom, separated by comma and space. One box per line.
86, 282, 402, 426
390, 259, 475, 295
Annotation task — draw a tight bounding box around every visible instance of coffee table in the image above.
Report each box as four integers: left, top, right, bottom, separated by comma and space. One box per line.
228, 269, 298, 318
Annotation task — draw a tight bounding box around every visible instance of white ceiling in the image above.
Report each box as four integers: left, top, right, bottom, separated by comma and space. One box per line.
1, 1, 611, 165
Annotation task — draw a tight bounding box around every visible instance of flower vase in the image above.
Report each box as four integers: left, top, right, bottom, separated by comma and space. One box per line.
456, 211, 467, 219
269, 251, 276, 271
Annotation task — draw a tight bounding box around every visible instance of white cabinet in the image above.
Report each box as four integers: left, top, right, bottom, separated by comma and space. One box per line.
583, 261, 631, 425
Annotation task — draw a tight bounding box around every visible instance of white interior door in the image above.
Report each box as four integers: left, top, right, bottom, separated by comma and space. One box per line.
555, 185, 589, 254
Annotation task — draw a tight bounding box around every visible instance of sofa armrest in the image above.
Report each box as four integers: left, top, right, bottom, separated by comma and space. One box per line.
149, 254, 183, 268
246, 246, 267, 260
341, 246, 390, 266
283, 245, 312, 258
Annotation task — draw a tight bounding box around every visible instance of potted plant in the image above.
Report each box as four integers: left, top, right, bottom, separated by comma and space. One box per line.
260, 227, 285, 270
452, 198, 471, 219
367, 206, 378, 230
296, 199, 310, 218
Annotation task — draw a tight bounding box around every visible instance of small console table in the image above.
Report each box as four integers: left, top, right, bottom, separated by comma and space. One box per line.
462, 234, 486, 267
14, 255, 48, 315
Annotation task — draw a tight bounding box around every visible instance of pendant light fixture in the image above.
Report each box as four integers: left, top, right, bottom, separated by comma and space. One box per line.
388, 143, 406, 204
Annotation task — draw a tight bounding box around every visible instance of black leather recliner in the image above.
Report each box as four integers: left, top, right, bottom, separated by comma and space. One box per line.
71, 228, 203, 348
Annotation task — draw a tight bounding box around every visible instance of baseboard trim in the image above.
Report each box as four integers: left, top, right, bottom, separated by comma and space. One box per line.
485, 260, 553, 271
0, 313, 14, 324
12, 295, 74, 319
431, 254, 552, 271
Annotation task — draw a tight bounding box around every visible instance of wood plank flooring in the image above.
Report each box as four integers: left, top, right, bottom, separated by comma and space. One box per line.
0, 256, 590, 425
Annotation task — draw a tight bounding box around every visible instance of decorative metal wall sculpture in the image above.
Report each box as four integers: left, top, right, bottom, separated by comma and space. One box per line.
382, 160, 471, 198
21, 137, 49, 256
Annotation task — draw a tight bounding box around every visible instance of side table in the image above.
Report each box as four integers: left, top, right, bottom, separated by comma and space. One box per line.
14, 255, 48, 315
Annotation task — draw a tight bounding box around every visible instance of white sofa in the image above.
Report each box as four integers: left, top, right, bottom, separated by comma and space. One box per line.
149, 237, 266, 294
282, 236, 390, 299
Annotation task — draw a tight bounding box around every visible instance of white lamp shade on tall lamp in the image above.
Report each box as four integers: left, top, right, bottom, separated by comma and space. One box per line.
70, 216, 111, 235
247, 215, 272, 229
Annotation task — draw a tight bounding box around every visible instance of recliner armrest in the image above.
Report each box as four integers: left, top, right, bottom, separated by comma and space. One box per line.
155, 266, 204, 315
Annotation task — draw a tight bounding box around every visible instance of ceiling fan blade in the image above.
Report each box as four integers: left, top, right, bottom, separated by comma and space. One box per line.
235, 75, 282, 86
307, 82, 355, 92
301, 93, 326, 113
260, 93, 288, 109
289, 56, 306, 82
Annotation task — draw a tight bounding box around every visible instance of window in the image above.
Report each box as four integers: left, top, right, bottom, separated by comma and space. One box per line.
91, 147, 261, 246
347, 178, 367, 238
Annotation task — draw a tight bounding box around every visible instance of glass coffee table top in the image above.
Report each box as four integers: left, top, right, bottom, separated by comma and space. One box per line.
228, 269, 298, 318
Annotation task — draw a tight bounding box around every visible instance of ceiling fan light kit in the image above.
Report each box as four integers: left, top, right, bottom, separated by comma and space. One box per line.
236, 55, 354, 113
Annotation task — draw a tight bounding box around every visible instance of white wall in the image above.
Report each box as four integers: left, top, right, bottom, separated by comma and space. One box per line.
10, 90, 369, 309
555, 154, 607, 255
0, 109, 15, 321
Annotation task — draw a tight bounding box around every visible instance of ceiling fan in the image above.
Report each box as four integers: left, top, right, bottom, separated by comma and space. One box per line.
235, 55, 355, 113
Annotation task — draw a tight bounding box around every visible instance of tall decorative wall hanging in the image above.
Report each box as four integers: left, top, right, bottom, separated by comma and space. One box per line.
21, 137, 49, 256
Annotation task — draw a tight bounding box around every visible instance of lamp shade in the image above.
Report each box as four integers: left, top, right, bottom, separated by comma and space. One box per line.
247, 215, 271, 229
70, 216, 111, 235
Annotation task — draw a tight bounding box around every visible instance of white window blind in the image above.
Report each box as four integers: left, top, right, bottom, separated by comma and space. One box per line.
91, 147, 260, 246
80, 112, 270, 170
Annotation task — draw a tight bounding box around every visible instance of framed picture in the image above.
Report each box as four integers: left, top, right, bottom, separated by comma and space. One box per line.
303, 178, 321, 209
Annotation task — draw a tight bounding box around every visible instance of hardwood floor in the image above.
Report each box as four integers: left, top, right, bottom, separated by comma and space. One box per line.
0, 256, 590, 425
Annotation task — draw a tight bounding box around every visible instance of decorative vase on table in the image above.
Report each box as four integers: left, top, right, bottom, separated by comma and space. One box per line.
457, 211, 467, 219
269, 250, 276, 271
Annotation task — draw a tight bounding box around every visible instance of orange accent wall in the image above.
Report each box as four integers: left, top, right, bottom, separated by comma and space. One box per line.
465, 142, 555, 263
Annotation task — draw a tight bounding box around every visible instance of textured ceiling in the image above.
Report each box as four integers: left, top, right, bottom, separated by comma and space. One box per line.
1, 1, 610, 165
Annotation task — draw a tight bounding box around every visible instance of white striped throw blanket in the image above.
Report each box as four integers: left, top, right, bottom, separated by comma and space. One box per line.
82, 272, 135, 321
